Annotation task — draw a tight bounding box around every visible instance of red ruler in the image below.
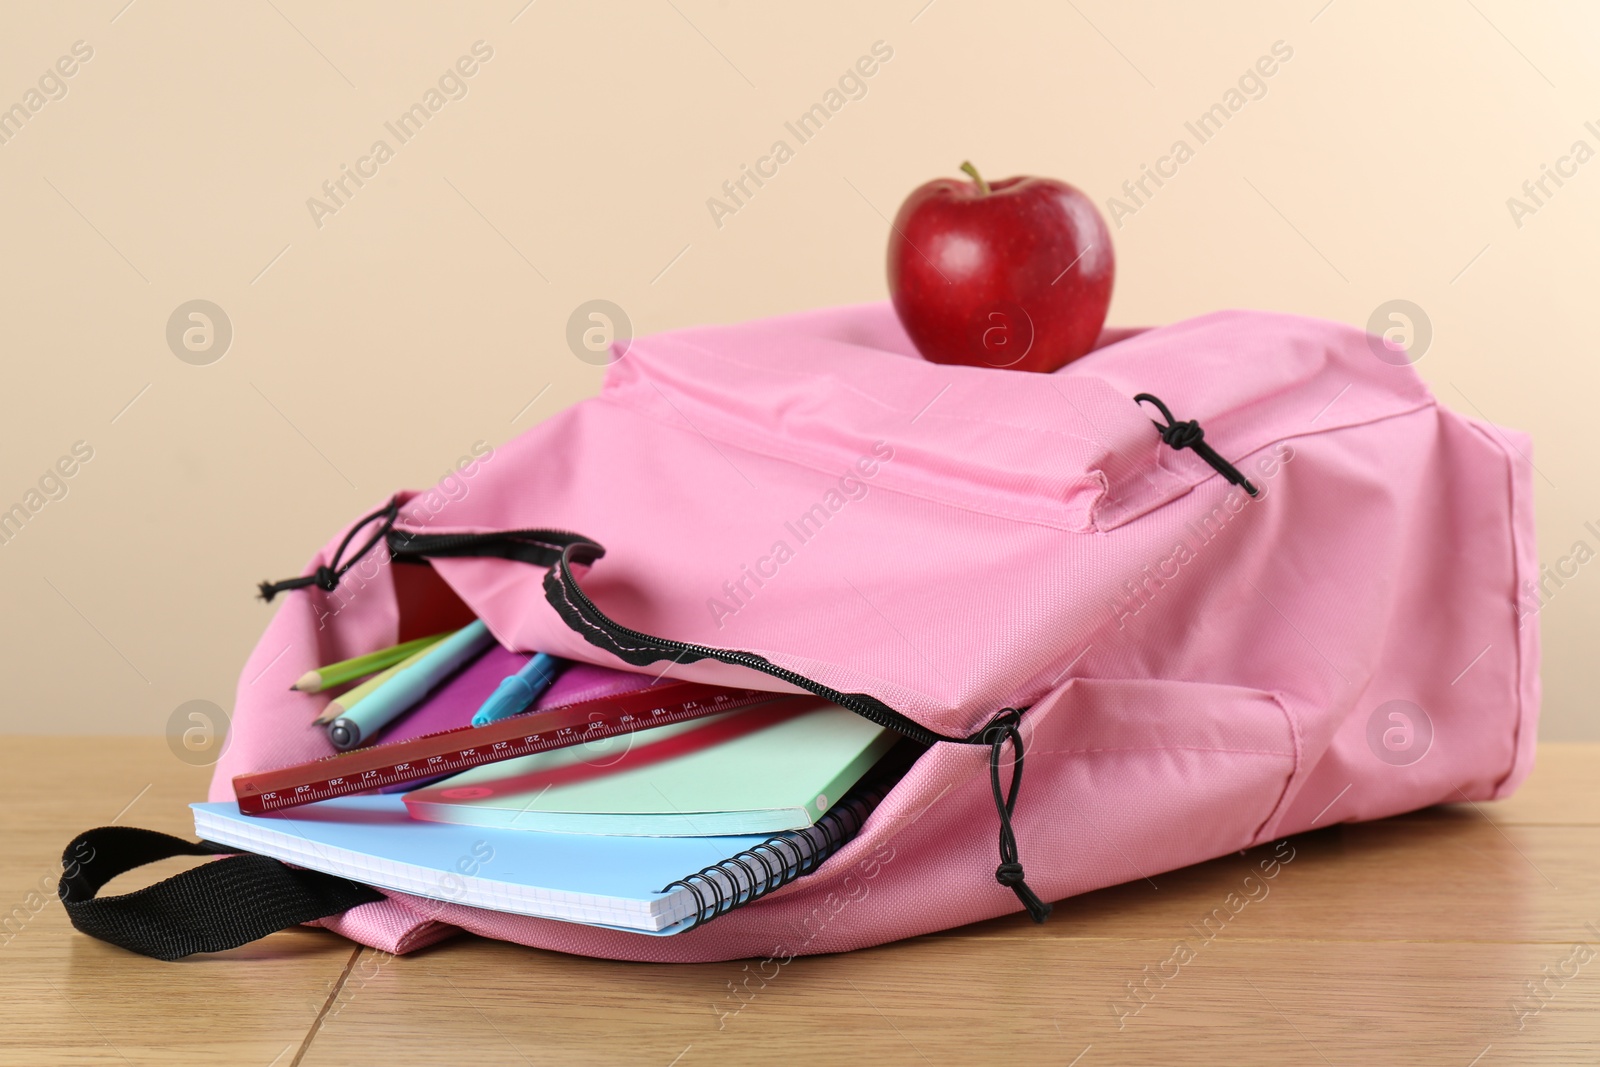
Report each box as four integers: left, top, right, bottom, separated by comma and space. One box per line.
233, 680, 791, 815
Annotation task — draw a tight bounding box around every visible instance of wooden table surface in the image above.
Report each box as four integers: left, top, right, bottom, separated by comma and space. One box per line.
2, 738, 1596, 1066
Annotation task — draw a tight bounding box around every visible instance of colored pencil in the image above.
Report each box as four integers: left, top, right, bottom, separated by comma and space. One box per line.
313, 644, 435, 724
291, 632, 449, 693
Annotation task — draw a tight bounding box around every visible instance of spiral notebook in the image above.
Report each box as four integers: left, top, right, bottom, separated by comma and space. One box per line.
191, 776, 892, 935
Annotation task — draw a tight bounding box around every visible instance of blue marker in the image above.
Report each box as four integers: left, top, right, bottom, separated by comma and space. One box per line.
472, 652, 566, 726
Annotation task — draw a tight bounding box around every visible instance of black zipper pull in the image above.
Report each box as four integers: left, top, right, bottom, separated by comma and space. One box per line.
257, 497, 400, 602
981, 708, 1052, 923
1134, 393, 1259, 497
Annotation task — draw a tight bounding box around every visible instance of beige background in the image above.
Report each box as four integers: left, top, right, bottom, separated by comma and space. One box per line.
0, 1, 1593, 740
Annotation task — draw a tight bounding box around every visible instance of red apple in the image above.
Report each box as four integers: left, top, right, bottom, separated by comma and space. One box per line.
887, 162, 1114, 373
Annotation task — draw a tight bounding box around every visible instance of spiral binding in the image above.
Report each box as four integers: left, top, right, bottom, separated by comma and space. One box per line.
660, 779, 887, 931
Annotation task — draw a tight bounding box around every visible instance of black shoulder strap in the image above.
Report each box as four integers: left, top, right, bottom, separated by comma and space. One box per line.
58, 826, 383, 961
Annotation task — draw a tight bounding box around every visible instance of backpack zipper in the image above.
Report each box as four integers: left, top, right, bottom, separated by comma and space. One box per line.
534, 533, 1049, 918
379, 525, 1050, 921
384, 527, 962, 747
386, 526, 596, 568
538, 536, 960, 748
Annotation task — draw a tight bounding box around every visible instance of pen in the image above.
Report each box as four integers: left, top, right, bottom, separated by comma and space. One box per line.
472, 652, 566, 726
327, 620, 494, 750
314, 644, 432, 725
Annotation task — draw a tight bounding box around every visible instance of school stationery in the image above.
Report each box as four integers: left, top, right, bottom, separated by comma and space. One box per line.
327, 621, 494, 749
315, 644, 433, 725
364, 650, 657, 752
292, 632, 448, 693
350, 650, 661, 798
235, 680, 788, 814
471, 652, 565, 726
192, 783, 886, 934
359, 644, 534, 739
407, 697, 897, 835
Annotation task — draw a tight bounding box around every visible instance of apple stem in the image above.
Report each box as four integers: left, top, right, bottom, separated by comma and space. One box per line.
959, 160, 991, 195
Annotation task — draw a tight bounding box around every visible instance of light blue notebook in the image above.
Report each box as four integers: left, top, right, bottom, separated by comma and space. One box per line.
192, 794, 870, 935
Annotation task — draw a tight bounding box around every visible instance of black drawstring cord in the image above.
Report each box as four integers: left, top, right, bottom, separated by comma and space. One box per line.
257, 497, 401, 602
1133, 393, 1258, 497
982, 708, 1052, 923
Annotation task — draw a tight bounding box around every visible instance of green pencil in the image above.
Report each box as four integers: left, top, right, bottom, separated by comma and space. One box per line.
292, 632, 449, 693
313, 643, 436, 723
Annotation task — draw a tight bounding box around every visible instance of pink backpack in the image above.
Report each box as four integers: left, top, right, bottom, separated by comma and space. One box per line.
61, 302, 1538, 962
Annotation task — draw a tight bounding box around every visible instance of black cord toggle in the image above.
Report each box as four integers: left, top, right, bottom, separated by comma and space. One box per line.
982, 708, 1052, 923
257, 497, 401, 602
1134, 393, 1259, 497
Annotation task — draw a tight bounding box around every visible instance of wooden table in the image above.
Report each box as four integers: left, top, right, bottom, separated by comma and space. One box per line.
2, 738, 1596, 1066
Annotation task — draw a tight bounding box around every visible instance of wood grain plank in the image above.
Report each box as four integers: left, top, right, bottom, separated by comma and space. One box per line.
298, 935, 1600, 1067
1470, 743, 1600, 825
939, 814, 1598, 944
3, 739, 1596, 1067
0, 737, 356, 1067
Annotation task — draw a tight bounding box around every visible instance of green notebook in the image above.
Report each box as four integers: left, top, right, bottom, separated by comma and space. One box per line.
403, 697, 899, 836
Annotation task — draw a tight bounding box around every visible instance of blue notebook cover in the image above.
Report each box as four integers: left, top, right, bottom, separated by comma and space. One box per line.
192, 796, 806, 934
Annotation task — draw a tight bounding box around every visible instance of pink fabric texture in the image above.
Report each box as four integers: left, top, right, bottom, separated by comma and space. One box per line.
210, 302, 1539, 962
